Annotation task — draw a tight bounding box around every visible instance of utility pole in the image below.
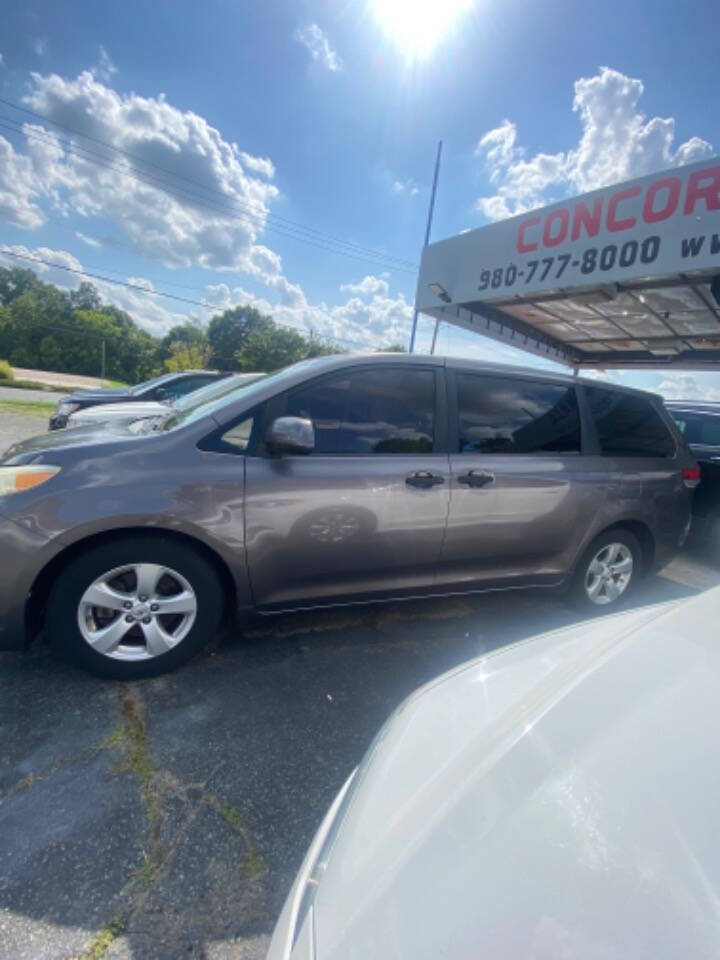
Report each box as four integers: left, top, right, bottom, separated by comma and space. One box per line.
101, 339, 106, 382
409, 140, 443, 353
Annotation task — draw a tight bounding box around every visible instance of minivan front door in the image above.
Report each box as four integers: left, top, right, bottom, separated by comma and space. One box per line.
437, 371, 601, 589
244, 365, 450, 609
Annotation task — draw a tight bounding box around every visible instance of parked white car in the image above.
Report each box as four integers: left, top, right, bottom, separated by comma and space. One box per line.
268, 587, 720, 960
66, 372, 265, 429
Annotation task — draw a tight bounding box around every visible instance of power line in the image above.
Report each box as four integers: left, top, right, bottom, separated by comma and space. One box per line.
0, 116, 417, 275
0, 247, 389, 351
0, 98, 418, 271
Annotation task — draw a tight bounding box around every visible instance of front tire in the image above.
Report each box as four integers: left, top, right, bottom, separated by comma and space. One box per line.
570, 529, 642, 611
46, 536, 223, 679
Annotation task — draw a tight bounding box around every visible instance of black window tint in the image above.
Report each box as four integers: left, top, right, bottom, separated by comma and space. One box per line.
586, 387, 674, 457
286, 368, 434, 454
670, 413, 701, 443
457, 374, 581, 454
699, 417, 720, 446
286, 376, 352, 453
165, 375, 215, 399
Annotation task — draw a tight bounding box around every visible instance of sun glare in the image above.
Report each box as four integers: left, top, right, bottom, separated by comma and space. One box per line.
369, 0, 474, 59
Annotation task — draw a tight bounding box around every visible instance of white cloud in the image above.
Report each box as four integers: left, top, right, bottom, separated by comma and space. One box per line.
0, 69, 415, 349
205, 280, 412, 348
475, 67, 713, 220
75, 230, 101, 248
33, 37, 47, 57
0, 69, 279, 273
295, 24, 342, 72
0, 53, 4, 67
656, 375, 720, 403
0, 135, 48, 228
340, 274, 390, 297
239, 152, 275, 178
391, 178, 419, 196
94, 46, 117, 83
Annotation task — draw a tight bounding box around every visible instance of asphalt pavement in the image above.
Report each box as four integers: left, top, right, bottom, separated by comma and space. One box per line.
0, 413, 47, 456
0, 387, 67, 405
1, 413, 720, 959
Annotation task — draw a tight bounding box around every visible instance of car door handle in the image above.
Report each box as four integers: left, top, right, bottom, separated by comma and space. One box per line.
457, 470, 495, 488
406, 471, 445, 489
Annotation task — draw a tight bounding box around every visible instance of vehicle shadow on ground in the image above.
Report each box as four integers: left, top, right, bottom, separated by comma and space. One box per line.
0, 559, 713, 960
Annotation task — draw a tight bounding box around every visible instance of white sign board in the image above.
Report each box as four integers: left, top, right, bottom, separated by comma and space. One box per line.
416, 157, 720, 312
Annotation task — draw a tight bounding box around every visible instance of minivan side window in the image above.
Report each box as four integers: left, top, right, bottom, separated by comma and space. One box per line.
586, 387, 675, 457
456, 374, 581, 454
285, 368, 435, 454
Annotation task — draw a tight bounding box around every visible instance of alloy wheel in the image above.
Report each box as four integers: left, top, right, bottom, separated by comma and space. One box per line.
77, 562, 197, 661
584, 542, 634, 605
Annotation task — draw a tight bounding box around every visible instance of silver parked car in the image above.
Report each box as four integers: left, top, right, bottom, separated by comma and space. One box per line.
0, 354, 697, 678
65, 371, 265, 430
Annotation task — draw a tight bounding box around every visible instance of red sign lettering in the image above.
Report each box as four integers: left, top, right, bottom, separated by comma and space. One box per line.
684, 166, 720, 214
607, 186, 641, 232
571, 198, 603, 241
643, 177, 681, 223
542, 208, 569, 248
517, 216, 541, 253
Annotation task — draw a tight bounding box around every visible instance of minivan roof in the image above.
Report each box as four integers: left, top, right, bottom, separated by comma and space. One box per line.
304, 351, 665, 400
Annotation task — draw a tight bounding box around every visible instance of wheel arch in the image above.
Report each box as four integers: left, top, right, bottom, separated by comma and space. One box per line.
585, 519, 656, 577
26, 527, 239, 641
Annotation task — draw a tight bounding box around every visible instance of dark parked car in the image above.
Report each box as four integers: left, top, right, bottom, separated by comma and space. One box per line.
0, 354, 697, 679
666, 400, 720, 549
48, 369, 228, 430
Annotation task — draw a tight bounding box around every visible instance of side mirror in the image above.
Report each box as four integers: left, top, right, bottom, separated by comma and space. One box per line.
266, 416, 315, 456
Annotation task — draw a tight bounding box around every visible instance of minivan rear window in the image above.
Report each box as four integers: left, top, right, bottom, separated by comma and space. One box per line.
456, 374, 581, 454
586, 387, 675, 457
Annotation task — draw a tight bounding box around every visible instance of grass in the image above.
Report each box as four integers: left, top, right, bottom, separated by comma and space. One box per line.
80, 917, 125, 960
0, 398, 56, 418
0, 378, 69, 392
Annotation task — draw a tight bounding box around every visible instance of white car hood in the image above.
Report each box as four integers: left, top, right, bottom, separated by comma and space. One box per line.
313, 591, 720, 960
68, 401, 168, 423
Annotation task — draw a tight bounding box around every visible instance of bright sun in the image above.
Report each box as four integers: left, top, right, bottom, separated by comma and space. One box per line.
369, 0, 474, 59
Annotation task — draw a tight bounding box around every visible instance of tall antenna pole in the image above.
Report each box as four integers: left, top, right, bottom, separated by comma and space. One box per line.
409, 140, 442, 353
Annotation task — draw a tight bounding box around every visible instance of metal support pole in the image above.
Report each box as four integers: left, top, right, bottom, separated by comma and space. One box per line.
409, 140, 443, 353
101, 339, 106, 381
430, 317, 441, 355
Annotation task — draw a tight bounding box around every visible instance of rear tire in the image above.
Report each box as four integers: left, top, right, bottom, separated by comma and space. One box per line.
46, 536, 223, 679
570, 529, 642, 611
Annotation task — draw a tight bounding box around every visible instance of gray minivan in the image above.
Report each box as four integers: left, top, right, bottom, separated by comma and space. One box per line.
0, 354, 697, 678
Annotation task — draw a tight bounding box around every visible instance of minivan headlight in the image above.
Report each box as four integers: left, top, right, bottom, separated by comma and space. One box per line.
0, 465, 61, 496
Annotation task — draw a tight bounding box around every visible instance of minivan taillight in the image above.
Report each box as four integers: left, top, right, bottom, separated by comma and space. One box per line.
682, 464, 701, 488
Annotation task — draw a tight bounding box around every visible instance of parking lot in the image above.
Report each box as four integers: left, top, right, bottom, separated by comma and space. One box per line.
2, 410, 720, 960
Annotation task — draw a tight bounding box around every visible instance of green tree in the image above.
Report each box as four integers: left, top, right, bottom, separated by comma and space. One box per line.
160, 320, 209, 367
164, 341, 211, 372
70, 282, 102, 311
207, 306, 272, 369
305, 336, 341, 358
236, 325, 310, 372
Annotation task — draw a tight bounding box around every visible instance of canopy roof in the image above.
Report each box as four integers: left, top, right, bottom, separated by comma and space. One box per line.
416, 158, 720, 369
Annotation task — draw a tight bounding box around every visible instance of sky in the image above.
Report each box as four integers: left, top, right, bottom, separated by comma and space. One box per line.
0, 0, 719, 397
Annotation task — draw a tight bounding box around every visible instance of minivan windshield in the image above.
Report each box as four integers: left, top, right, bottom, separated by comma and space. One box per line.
163, 357, 328, 431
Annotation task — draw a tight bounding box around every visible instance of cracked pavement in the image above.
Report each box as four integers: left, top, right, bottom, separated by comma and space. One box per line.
1, 548, 719, 959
